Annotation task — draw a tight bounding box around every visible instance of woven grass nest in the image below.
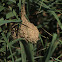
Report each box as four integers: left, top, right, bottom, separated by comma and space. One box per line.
19, 21, 39, 43
12, 4, 39, 43
18, 5, 39, 43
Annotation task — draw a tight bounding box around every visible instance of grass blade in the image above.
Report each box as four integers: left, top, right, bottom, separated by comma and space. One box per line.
1, 28, 14, 62
0, 6, 5, 12
44, 33, 59, 62
22, 42, 35, 62
0, 20, 21, 26
28, 43, 34, 62
6, 12, 14, 19
9, 38, 24, 47
50, 11, 62, 29
19, 41, 27, 62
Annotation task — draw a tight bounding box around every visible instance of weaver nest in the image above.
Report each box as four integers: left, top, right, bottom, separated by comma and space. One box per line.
19, 21, 39, 43
12, 4, 39, 43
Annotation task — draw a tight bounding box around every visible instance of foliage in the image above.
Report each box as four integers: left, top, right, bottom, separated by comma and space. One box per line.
0, 0, 62, 62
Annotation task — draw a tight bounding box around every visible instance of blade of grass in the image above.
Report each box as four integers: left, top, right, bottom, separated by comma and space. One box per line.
0, 6, 5, 12
0, 20, 21, 26
34, 56, 43, 59
36, 1, 62, 29
28, 43, 35, 62
0, 40, 5, 42
18, 0, 21, 11
57, 54, 62, 59
9, 0, 16, 3
39, 34, 44, 47
43, 33, 59, 62
6, 12, 14, 19
0, 18, 4, 20
38, 1, 51, 9
50, 11, 62, 30
0, 45, 6, 52
26, 0, 30, 17
54, 58, 62, 62
13, 9, 19, 20
22, 0, 25, 4
22, 42, 35, 62
1, 32, 14, 62
8, 52, 16, 59
0, 28, 14, 62
9, 38, 24, 47
15, 58, 22, 62
9, 6, 20, 20
19, 41, 27, 62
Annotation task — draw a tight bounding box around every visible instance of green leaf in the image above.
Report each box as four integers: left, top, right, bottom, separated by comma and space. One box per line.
41, 2, 50, 9
22, 0, 25, 4
9, 0, 16, 3
9, 6, 20, 20
9, 38, 24, 47
18, 0, 21, 11
49, 61, 53, 62
50, 11, 62, 30
6, 12, 14, 19
13, 10, 17, 16
13, 9, 19, 19
0, 47, 6, 52
7, 1, 14, 4
1, 31, 14, 62
20, 42, 35, 62
39, 34, 44, 47
24, 42, 35, 62
0, 20, 21, 26
0, 6, 5, 12
19, 41, 27, 62
0, 18, 4, 20
44, 33, 59, 62
0, 44, 6, 52
28, 43, 34, 62
15, 58, 22, 62
0, 40, 5, 42
8, 52, 16, 59
34, 56, 43, 59
7, 32, 11, 39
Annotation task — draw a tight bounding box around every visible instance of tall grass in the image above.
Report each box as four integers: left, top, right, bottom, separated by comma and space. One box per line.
0, 0, 62, 62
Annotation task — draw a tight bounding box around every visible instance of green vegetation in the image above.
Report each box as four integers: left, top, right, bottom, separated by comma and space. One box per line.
0, 0, 62, 62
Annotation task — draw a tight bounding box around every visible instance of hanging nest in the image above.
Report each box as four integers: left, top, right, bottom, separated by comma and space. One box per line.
18, 4, 39, 43
11, 4, 39, 43
19, 22, 39, 43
